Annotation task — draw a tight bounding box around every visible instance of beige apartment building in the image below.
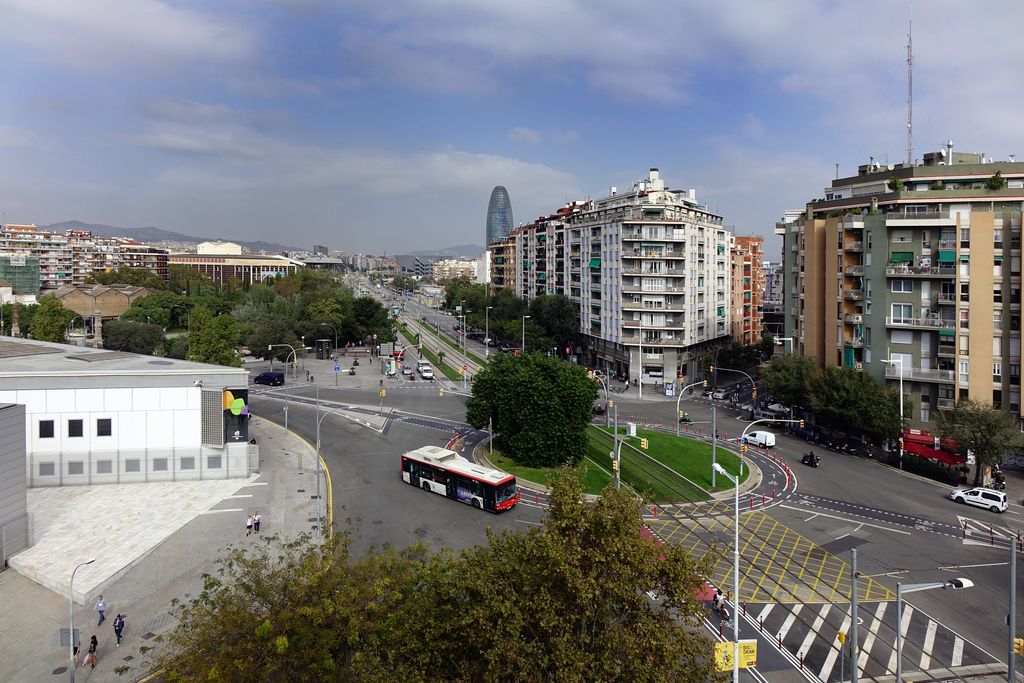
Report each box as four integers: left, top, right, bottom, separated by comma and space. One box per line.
730, 236, 764, 345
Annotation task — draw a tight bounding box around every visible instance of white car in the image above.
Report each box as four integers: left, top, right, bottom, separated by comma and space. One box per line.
949, 487, 1007, 513
712, 388, 729, 400
745, 430, 776, 448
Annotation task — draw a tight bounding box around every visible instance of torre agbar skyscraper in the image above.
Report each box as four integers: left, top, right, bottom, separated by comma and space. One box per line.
486, 186, 514, 246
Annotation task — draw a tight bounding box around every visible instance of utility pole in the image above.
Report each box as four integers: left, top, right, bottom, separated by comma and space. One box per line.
906, 19, 913, 165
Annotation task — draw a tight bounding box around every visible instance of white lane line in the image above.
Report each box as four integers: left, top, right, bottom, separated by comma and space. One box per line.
778, 604, 802, 642
778, 504, 912, 535
797, 604, 831, 663
200, 508, 243, 514
860, 602, 887, 672
226, 494, 253, 499
515, 520, 542, 526
239, 482, 269, 487
886, 604, 915, 674
819, 613, 851, 681
756, 603, 774, 624
920, 620, 937, 670
952, 636, 964, 666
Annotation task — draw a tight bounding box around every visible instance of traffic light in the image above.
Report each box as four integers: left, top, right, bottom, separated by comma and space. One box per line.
379, 389, 386, 398
640, 437, 649, 449
608, 399, 614, 409
679, 410, 685, 419
799, 419, 805, 428
703, 379, 708, 387
751, 387, 757, 400
742, 444, 749, 453
1015, 637, 1024, 656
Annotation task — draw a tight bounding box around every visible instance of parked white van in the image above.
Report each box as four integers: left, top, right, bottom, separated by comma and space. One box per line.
746, 431, 776, 448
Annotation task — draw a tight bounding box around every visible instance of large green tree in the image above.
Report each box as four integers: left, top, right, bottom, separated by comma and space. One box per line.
85, 266, 166, 289
28, 296, 75, 343
466, 352, 597, 467
101, 320, 166, 355
759, 354, 819, 409
187, 305, 241, 367
141, 470, 720, 683
809, 366, 901, 440
528, 294, 580, 355
938, 399, 1022, 485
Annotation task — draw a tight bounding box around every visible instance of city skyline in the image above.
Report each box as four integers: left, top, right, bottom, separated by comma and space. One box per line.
2, 1, 1023, 256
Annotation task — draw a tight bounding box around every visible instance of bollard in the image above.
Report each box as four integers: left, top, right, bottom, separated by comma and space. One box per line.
653, 504, 658, 518
719, 620, 723, 638
761, 494, 766, 506
799, 652, 804, 670
990, 526, 995, 545
742, 601, 747, 616
759, 617, 764, 632
536, 492, 540, 504
773, 488, 776, 502
778, 633, 783, 649
963, 520, 968, 539
748, 496, 753, 510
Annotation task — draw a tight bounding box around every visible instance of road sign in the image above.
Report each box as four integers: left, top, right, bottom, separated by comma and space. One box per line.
461, 364, 468, 374
334, 363, 340, 372
714, 640, 757, 671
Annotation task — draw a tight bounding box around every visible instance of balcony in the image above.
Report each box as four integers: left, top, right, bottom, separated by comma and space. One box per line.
936, 292, 957, 304
622, 267, 686, 276
936, 397, 955, 410
845, 337, 865, 348
885, 366, 955, 382
844, 313, 863, 324
937, 343, 956, 357
844, 242, 864, 252
844, 289, 866, 301
844, 265, 864, 276
885, 265, 957, 277
937, 240, 957, 249
885, 316, 955, 330
622, 283, 687, 293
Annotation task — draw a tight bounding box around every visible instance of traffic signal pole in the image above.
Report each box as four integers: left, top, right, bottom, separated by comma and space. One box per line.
1010, 540, 1018, 680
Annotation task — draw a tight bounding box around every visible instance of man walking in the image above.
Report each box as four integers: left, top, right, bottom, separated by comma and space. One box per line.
253, 512, 262, 533
95, 595, 107, 625
113, 614, 125, 646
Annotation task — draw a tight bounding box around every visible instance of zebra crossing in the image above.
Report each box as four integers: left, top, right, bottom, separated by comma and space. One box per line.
745, 598, 994, 681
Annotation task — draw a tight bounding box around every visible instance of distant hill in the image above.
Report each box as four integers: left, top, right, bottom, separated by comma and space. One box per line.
407, 244, 485, 258
40, 220, 297, 253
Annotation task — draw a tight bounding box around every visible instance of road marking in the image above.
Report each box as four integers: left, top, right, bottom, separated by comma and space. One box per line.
226, 494, 253, 499
920, 620, 937, 670
515, 520, 542, 526
200, 508, 243, 514
779, 504, 912, 535
952, 636, 964, 666
819, 613, 851, 681
239, 482, 269, 487
860, 602, 887, 671
798, 604, 830, 664
778, 604, 802, 641
756, 603, 774, 624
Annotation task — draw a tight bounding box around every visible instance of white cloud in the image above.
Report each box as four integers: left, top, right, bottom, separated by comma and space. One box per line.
742, 115, 764, 140
137, 98, 235, 124
0, 124, 53, 150
508, 127, 543, 144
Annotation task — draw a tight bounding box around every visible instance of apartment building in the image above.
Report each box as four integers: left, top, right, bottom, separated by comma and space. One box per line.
489, 236, 516, 291
0, 225, 168, 290
730, 236, 765, 345
431, 258, 477, 282
500, 169, 732, 386
779, 145, 1024, 427
762, 261, 784, 336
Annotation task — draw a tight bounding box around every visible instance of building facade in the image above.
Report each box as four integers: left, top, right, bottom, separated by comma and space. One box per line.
780, 146, 1024, 427
432, 258, 478, 282
0, 403, 28, 565
497, 169, 732, 386
730, 236, 765, 345
169, 252, 301, 286
486, 186, 514, 246
762, 261, 784, 336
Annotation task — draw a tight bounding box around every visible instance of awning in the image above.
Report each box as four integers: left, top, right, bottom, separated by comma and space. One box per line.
937, 250, 955, 263
939, 329, 955, 337
890, 252, 914, 263
589, 258, 601, 268
959, 254, 969, 262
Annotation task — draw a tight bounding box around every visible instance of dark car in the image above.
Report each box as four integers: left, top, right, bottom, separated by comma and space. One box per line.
253, 371, 285, 386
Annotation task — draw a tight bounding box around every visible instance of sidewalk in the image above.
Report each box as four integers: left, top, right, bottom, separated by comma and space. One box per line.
0, 417, 322, 683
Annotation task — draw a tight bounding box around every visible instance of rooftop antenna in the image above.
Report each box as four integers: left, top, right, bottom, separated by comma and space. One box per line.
905, 19, 913, 165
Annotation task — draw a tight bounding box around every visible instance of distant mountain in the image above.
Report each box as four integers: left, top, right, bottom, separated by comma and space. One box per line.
407, 244, 485, 258
40, 220, 298, 253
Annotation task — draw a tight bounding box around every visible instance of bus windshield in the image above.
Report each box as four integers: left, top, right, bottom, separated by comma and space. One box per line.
495, 480, 517, 504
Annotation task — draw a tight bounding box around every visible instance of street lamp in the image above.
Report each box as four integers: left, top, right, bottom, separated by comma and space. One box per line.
713, 462, 741, 683
66, 315, 82, 342
711, 365, 757, 418
314, 393, 342, 538
320, 322, 338, 355
896, 578, 973, 681
638, 316, 643, 398
485, 305, 493, 358
268, 343, 297, 429
775, 336, 794, 354
522, 315, 530, 352
69, 558, 95, 682
882, 357, 905, 469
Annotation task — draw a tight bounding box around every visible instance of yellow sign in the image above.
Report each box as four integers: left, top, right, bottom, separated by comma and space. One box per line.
379, 389, 386, 398
714, 641, 757, 671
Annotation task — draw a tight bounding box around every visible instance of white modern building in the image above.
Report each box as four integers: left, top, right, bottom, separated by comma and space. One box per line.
0, 337, 254, 488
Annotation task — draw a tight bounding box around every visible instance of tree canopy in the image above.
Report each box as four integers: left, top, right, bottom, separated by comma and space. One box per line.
142, 469, 721, 683
102, 320, 166, 355
85, 266, 166, 289
938, 399, 1022, 484
466, 352, 597, 467
809, 366, 901, 441
187, 305, 242, 367
759, 354, 819, 410
27, 296, 75, 343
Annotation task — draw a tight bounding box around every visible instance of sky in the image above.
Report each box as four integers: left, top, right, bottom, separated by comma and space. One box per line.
1, 1, 1023, 257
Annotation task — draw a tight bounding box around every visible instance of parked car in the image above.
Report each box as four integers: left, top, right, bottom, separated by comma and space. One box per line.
253, 371, 285, 386
949, 487, 1008, 513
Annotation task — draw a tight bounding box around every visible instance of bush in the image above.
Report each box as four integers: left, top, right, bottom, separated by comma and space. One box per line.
887, 452, 960, 484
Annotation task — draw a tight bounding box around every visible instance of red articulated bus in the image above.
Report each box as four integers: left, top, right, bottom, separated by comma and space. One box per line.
401, 445, 520, 512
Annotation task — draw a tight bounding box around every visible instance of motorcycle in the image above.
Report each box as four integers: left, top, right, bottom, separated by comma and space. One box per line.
353, 358, 360, 366
801, 452, 820, 467
678, 412, 693, 424
348, 367, 356, 376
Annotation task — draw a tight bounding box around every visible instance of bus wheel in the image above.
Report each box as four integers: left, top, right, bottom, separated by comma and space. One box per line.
422, 481, 431, 492
472, 499, 481, 509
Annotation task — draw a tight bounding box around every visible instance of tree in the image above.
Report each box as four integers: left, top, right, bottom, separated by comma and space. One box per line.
466, 352, 596, 467
121, 306, 170, 328
28, 296, 75, 343
168, 264, 214, 295
755, 330, 776, 362
187, 305, 241, 367
141, 470, 721, 683
101, 320, 166, 355
887, 177, 905, 192
938, 399, 1022, 485
389, 275, 416, 292
84, 267, 166, 289
528, 294, 580, 356
809, 366, 900, 441
986, 170, 1006, 191
759, 354, 818, 409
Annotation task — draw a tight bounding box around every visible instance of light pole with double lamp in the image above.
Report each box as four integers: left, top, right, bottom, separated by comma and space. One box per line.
485, 305, 493, 358
522, 315, 530, 352
268, 343, 297, 430
713, 462, 741, 683
882, 357, 905, 469
68, 558, 95, 682
895, 578, 973, 681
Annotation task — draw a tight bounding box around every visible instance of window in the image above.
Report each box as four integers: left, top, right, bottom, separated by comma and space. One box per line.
97, 460, 113, 474
960, 360, 970, 383
891, 279, 913, 293
39, 420, 54, 439
125, 459, 141, 473
891, 303, 913, 323
891, 330, 914, 344
97, 419, 112, 437
920, 408, 930, 423
180, 457, 196, 471
68, 461, 84, 475
153, 458, 169, 472
207, 455, 223, 469
39, 463, 56, 477
68, 419, 83, 438
994, 362, 1003, 378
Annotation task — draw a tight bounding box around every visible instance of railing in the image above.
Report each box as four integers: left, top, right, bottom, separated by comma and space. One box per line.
937, 397, 955, 410
936, 292, 956, 303
885, 366, 955, 382
622, 267, 686, 276
885, 316, 955, 330
937, 343, 956, 356
844, 290, 865, 300
844, 242, 864, 251
844, 314, 863, 324
845, 337, 865, 348
884, 265, 957, 276
938, 240, 956, 249
844, 265, 864, 276
884, 210, 945, 220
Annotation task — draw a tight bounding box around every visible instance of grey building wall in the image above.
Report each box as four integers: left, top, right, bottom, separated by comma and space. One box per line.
0, 403, 29, 564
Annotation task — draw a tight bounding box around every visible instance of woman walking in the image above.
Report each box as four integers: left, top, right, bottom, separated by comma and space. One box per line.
84, 635, 98, 669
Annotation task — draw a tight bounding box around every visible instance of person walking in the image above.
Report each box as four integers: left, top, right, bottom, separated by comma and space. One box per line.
95, 595, 107, 625
84, 635, 98, 668
113, 614, 125, 646
245, 514, 253, 536
253, 512, 262, 534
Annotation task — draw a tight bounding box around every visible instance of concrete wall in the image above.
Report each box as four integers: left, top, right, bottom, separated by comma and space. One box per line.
0, 404, 29, 564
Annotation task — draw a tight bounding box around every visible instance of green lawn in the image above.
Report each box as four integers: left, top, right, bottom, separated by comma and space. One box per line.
486, 449, 612, 496
419, 320, 487, 366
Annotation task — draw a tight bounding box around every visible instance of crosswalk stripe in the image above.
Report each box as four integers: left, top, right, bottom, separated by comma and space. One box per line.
861, 602, 887, 671
778, 604, 802, 642
952, 636, 964, 667
887, 604, 915, 674
756, 603, 774, 624
819, 613, 851, 680
798, 604, 831, 660
920, 620, 937, 670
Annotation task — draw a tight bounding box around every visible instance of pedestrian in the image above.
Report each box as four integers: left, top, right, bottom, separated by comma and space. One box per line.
305, 369, 310, 381
85, 635, 98, 668
309, 374, 314, 383
254, 512, 262, 533
113, 614, 125, 646
245, 514, 253, 536
72, 643, 81, 669
95, 595, 106, 625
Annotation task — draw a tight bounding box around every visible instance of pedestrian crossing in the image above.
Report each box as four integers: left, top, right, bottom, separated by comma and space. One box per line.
743, 598, 993, 681
959, 515, 1023, 550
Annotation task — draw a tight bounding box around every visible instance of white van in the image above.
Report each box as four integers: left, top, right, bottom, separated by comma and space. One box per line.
746, 431, 776, 448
